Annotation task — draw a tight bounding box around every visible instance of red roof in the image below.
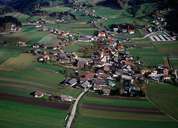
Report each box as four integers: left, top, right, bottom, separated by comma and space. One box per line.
81, 72, 95, 80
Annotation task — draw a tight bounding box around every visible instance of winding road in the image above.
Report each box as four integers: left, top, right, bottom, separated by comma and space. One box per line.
65, 88, 88, 128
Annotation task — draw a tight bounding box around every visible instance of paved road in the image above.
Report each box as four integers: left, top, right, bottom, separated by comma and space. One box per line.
65, 89, 88, 128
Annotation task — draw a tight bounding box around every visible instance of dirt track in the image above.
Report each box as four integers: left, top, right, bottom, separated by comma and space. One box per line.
0, 93, 71, 110
81, 104, 163, 115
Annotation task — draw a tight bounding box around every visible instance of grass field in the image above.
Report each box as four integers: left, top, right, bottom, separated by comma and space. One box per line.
12, 26, 48, 44
40, 6, 71, 13
79, 108, 170, 121
81, 96, 155, 108
129, 41, 178, 67
3, 12, 30, 22
47, 22, 97, 35
0, 100, 67, 128
75, 89, 178, 128
147, 82, 178, 120
37, 34, 59, 45
75, 116, 178, 128
0, 53, 80, 97
0, 48, 21, 64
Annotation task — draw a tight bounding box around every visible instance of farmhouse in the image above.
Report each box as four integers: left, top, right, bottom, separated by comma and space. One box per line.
31, 90, 44, 98
60, 95, 75, 102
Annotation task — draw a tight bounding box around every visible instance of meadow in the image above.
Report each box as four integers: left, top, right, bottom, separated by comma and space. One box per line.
147, 82, 178, 120
0, 100, 67, 128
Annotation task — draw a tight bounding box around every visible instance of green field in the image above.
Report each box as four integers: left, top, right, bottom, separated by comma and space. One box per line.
147, 82, 178, 120
79, 108, 170, 121
12, 26, 48, 44
0, 53, 80, 97
82, 96, 155, 108
40, 6, 71, 13
0, 100, 67, 128
0, 48, 21, 64
4, 12, 30, 22
129, 41, 178, 67
75, 116, 178, 128
47, 22, 97, 35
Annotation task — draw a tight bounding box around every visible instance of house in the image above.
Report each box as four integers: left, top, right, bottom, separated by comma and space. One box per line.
66, 78, 78, 87
79, 35, 95, 42
31, 90, 44, 98
17, 41, 27, 47
102, 86, 111, 96
107, 79, 116, 87
11, 24, 21, 32
128, 25, 135, 34
81, 81, 92, 88
77, 60, 88, 68
80, 71, 95, 81
93, 79, 107, 91
98, 31, 106, 38
60, 95, 75, 102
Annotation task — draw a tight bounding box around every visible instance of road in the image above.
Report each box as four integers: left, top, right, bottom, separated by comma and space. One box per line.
65, 89, 88, 128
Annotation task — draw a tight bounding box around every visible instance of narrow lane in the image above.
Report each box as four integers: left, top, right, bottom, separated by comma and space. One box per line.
65, 89, 88, 128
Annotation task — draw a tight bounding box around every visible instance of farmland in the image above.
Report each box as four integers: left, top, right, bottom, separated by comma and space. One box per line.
75, 116, 178, 128
129, 41, 178, 67
75, 95, 178, 128
0, 1, 178, 128
0, 100, 67, 128
147, 82, 178, 120
40, 6, 71, 13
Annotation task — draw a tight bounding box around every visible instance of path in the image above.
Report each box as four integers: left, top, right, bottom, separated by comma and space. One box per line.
65, 88, 88, 128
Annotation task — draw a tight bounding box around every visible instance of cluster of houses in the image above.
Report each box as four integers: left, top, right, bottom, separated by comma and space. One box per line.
10, 24, 21, 32
31, 90, 75, 102
145, 12, 176, 42
62, 31, 146, 97
110, 24, 135, 34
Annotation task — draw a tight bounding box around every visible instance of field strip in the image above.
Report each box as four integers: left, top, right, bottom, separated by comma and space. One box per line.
88, 95, 147, 100
146, 96, 178, 122
81, 104, 163, 115
0, 77, 48, 88
0, 93, 71, 110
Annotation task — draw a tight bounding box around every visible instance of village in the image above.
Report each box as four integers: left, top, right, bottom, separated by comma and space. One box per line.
13, 1, 178, 102
1, 1, 178, 128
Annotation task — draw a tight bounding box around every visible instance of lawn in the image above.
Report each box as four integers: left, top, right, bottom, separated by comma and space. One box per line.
147, 82, 178, 120
0, 100, 67, 128
75, 116, 178, 128
81, 96, 155, 108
